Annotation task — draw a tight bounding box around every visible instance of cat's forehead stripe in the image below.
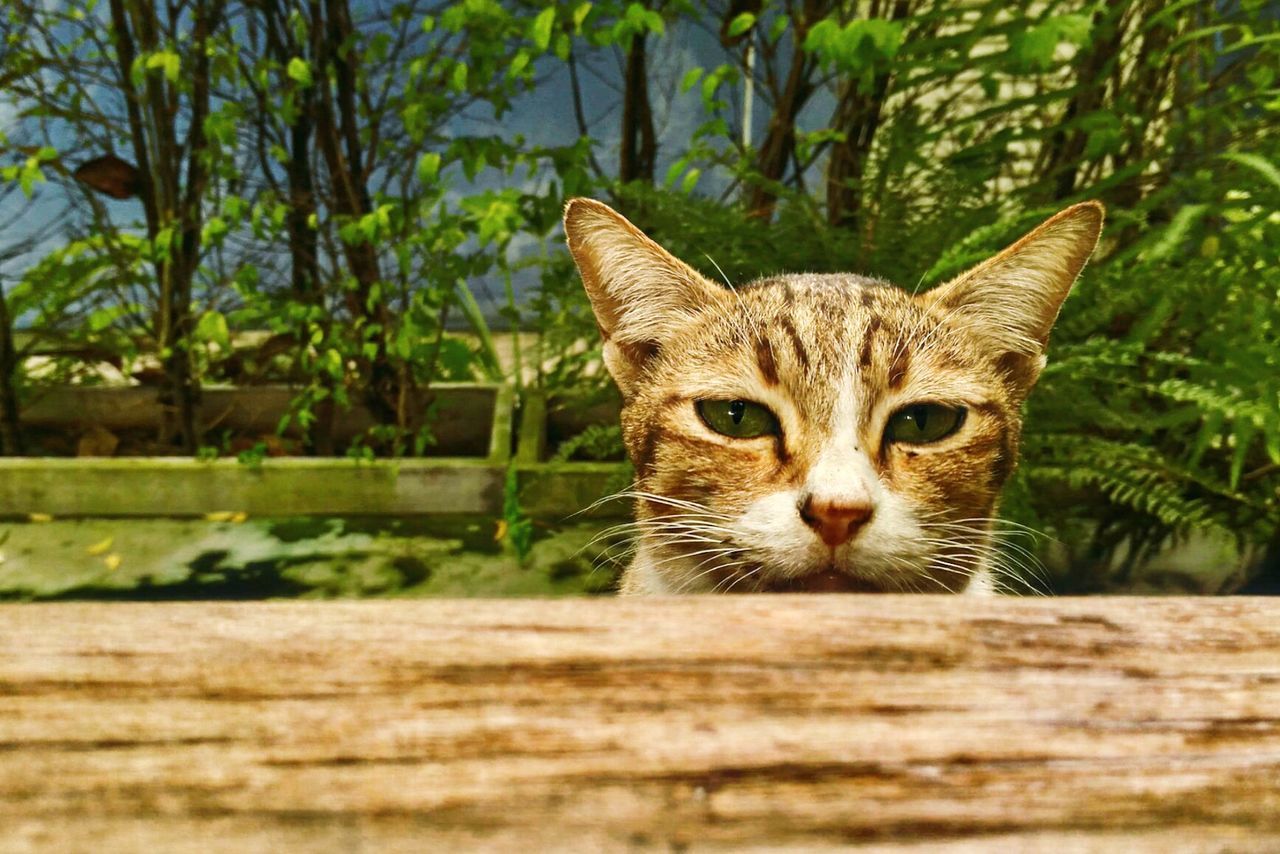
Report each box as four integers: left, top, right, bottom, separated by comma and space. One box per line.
681, 275, 1006, 420
756, 337, 779, 386
888, 342, 912, 390
778, 316, 810, 370
858, 317, 881, 369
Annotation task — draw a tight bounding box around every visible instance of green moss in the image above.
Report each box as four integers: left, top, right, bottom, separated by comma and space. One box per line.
0, 516, 625, 600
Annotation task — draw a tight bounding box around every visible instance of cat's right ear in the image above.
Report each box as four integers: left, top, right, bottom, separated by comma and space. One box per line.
563, 198, 726, 395
921, 201, 1103, 391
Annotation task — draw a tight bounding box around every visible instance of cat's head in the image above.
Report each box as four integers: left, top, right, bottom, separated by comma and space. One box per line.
564, 199, 1103, 594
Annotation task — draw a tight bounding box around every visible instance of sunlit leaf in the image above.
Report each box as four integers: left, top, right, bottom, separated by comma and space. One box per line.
531, 7, 555, 51
727, 12, 755, 38
286, 57, 312, 86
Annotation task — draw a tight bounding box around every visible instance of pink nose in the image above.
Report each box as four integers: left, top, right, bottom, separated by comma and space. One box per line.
799, 497, 874, 547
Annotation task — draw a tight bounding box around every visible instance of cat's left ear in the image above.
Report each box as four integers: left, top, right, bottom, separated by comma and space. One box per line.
922, 201, 1103, 388
564, 198, 727, 395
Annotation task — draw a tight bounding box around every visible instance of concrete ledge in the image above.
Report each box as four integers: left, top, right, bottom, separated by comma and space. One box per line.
0, 456, 505, 517
515, 390, 631, 519
0, 384, 514, 517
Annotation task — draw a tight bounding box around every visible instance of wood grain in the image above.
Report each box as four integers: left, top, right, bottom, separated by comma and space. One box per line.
3, 597, 1280, 852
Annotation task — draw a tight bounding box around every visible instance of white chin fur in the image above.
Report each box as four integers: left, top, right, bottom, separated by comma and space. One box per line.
617, 491, 988, 595
962, 567, 996, 596
618, 542, 682, 595
733, 489, 937, 588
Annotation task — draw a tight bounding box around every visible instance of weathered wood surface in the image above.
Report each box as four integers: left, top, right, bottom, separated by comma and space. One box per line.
3, 597, 1280, 852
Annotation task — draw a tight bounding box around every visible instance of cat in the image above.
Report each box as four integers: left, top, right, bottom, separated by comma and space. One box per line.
563, 198, 1103, 595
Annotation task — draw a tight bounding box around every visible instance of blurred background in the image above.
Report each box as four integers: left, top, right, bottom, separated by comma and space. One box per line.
0, 0, 1276, 598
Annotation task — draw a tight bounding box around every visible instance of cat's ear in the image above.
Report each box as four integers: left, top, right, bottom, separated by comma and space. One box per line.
921, 201, 1103, 388
564, 198, 726, 394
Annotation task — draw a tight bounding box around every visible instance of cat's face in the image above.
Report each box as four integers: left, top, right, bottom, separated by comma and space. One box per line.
565, 200, 1102, 595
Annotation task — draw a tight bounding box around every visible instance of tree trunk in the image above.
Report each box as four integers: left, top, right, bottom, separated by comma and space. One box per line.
619, 31, 656, 185
745, 0, 827, 220
1037, 1, 1126, 201
262, 0, 334, 454
104, 0, 220, 453
0, 281, 23, 455
1109, 2, 1175, 213
824, 0, 910, 231
164, 0, 223, 454
312, 0, 398, 426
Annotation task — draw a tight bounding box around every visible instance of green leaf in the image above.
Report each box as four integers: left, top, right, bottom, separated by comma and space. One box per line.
663, 158, 686, 188
322, 348, 344, 379
146, 51, 181, 83
622, 3, 663, 36
453, 279, 503, 380
130, 56, 147, 88
1229, 420, 1256, 489
18, 165, 42, 197
680, 167, 700, 194
1221, 152, 1280, 191
857, 19, 904, 59
803, 19, 839, 54
417, 151, 442, 184
768, 15, 788, 42
88, 307, 120, 333
532, 7, 555, 52
680, 67, 703, 93
286, 57, 312, 87
451, 62, 468, 92
509, 50, 530, 79
1054, 14, 1092, 45
153, 226, 175, 261
572, 2, 592, 32
195, 310, 231, 350
1143, 204, 1208, 262
1009, 15, 1091, 71
727, 12, 755, 38
554, 32, 572, 60
1079, 110, 1123, 159
202, 216, 229, 243
701, 72, 721, 103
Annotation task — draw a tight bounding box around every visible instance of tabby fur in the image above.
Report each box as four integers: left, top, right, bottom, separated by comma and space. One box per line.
564, 199, 1103, 595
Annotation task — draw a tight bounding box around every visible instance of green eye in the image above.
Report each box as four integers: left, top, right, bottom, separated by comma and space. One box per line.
885, 403, 965, 445
697, 399, 779, 439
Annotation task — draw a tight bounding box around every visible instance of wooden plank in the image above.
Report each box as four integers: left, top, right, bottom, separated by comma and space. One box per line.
2, 597, 1280, 852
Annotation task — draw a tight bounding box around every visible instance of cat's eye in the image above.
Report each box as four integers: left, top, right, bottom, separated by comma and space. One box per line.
885, 403, 965, 445
697, 399, 779, 439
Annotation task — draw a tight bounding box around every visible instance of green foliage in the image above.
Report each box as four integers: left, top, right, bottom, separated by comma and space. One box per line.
2, 0, 1277, 589
501, 465, 534, 559
534, 0, 1278, 589
551, 424, 625, 463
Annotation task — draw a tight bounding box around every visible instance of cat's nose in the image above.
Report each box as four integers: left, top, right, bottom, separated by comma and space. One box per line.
799, 496, 874, 547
